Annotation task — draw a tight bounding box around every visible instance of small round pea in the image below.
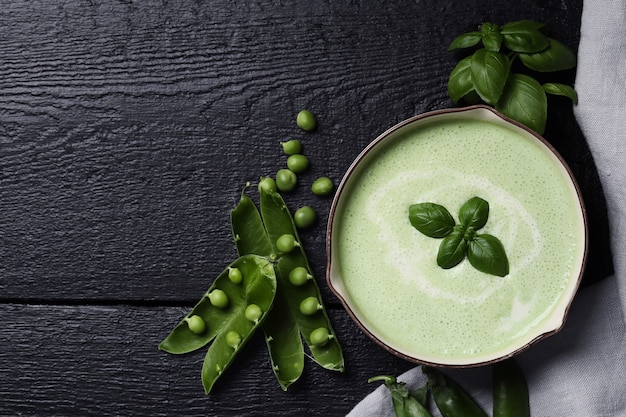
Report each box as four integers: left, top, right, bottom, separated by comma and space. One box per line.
186, 315, 206, 335
208, 289, 229, 309
286, 154, 309, 173
293, 206, 317, 229
225, 330, 242, 349
228, 267, 243, 284
245, 304, 263, 323
280, 139, 302, 155
259, 177, 277, 193
311, 176, 334, 196
310, 327, 331, 347
289, 266, 311, 286
276, 234, 299, 253
299, 296, 321, 316
296, 109, 317, 131
275, 169, 297, 192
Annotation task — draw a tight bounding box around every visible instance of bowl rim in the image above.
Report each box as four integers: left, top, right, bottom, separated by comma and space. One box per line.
325, 104, 589, 367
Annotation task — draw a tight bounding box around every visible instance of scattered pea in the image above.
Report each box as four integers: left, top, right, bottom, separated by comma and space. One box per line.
208, 289, 229, 309
225, 330, 242, 349
280, 139, 303, 155
185, 314, 206, 335
299, 296, 322, 316
288, 266, 311, 286
293, 206, 317, 229
228, 267, 243, 284
310, 327, 331, 347
286, 154, 309, 173
276, 169, 297, 192
259, 177, 277, 193
311, 176, 334, 196
276, 234, 299, 253
296, 109, 317, 131
245, 304, 263, 323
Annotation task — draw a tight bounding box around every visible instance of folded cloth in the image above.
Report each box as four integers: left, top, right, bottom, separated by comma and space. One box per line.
347, 0, 626, 415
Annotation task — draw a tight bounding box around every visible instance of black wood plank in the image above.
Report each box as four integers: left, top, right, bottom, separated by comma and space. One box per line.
0, 303, 413, 416
0, 0, 610, 304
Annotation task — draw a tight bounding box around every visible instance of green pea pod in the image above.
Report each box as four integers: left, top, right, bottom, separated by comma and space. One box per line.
259, 187, 344, 372
493, 358, 530, 417
231, 192, 305, 391
368, 375, 433, 417
423, 367, 489, 417
200, 255, 277, 394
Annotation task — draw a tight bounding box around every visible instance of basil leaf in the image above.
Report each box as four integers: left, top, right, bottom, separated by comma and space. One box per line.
518, 38, 576, 72
449, 32, 482, 51
459, 197, 489, 230
437, 231, 467, 269
448, 56, 474, 103
501, 21, 549, 53
480, 22, 503, 52
496, 73, 547, 134
409, 203, 455, 238
467, 234, 509, 277
543, 83, 578, 104
471, 49, 510, 105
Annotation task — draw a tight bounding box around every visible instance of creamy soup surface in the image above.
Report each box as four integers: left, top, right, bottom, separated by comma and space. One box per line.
334, 117, 585, 364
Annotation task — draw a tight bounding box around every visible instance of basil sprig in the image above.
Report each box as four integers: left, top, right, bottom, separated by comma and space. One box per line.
408, 197, 509, 277
447, 20, 577, 134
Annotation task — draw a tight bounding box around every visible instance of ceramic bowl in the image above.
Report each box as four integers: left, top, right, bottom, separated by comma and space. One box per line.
326, 105, 588, 367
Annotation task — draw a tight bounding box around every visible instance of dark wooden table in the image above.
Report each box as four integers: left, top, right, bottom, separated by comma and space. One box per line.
0, 1, 613, 416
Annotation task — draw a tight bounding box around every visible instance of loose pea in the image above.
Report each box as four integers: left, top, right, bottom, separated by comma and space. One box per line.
275, 168, 297, 192
286, 154, 309, 173
296, 109, 317, 131
228, 267, 243, 284
311, 176, 334, 196
259, 177, 277, 193
299, 296, 322, 315
276, 234, 299, 253
293, 206, 317, 229
225, 330, 242, 349
289, 266, 311, 286
185, 315, 206, 335
208, 289, 229, 309
310, 327, 331, 347
245, 304, 263, 323
280, 139, 302, 155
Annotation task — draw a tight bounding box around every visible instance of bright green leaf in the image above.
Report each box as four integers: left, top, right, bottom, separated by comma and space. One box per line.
468, 234, 509, 277
542, 83, 578, 104
471, 49, 511, 104
518, 38, 577, 72
496, 73, 547, 134
449, 32, 482, 50
501, 20, 549, 53
448, 56, 474, 103
481, 22, 503, 52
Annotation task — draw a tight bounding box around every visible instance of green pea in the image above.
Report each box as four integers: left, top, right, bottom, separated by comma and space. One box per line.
299, 296, 321, 316
225, 330, 242, 349
286, 154, 309, 173
228, 267, 243, 284
276, 233, 299, 253
311, 176, 334, 196
208, 289, 229, 309
275, 169, 297, 192
185, 315, 207, 335
296, 109, 317, 131
289, 266, 311, 286
259, 177, 277, 193
280, 139, 302, 155
310, 327, 331, 347
293, 206, 317, 229
245, 304, 263, 323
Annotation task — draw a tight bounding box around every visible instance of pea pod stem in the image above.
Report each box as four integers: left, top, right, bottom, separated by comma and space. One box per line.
369, 374, 433, 417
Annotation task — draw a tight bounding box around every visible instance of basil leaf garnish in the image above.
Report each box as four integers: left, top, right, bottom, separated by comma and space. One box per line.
518, 38, 576, 72
409, 203, 455, 238
480, 23, 503, 52
448, 32, 482, 51
542, 83, 578, 104
501, 21, 549, 53
458, 197, 489, 230
467, 234, 510, 277
437, 231, 467, 269
470, 48, 510, 105
495, 73, 547, 134
448, 56, 474, 104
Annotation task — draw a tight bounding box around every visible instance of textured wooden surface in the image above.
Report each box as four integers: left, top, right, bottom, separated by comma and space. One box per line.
0, 1, 612, 416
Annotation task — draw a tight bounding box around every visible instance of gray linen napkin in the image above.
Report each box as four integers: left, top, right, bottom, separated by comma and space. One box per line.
347, 0, 626, 415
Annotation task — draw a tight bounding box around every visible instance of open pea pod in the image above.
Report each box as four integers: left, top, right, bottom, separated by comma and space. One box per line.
231, 192, 305, 390
259, 187, 344, 372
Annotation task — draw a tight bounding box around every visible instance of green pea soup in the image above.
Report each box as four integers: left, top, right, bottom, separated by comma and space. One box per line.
327, 107, 587, 366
